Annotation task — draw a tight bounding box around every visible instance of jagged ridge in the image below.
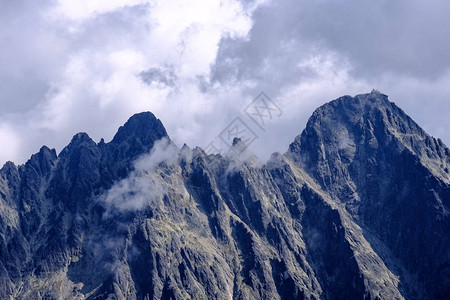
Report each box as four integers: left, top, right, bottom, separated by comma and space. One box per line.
0, 91, 448, 300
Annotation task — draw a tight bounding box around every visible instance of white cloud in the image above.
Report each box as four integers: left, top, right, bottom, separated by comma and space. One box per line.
101, 172, 166, 214
51, 0, 149, 20
0, 124, 21, 164
134, 137, 179, 171
0, 0, 449, 167
100, 138, 182, 215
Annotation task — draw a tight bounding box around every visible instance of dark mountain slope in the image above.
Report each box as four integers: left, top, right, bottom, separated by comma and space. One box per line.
0, 91, 448, 299
288, 91, 450, 299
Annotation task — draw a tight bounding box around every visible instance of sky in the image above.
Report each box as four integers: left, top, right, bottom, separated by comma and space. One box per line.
1, 0, 449, 166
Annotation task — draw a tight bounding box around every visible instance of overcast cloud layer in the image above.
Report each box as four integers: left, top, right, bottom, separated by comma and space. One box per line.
1, 0, 449, 166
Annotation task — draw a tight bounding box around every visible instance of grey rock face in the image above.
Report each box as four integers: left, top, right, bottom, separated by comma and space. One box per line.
0, 93, 448, 300
289, 91, 450, 299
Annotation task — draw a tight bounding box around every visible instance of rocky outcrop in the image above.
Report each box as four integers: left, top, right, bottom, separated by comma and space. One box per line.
0, 92, 448, 299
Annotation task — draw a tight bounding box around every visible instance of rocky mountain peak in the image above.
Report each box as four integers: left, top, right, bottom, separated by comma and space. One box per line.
37, 145, 57, 158
105, 112, 169, 169
289, 92, 450, 183
23, 146, 57, 177
232, 137, 243, 146
110, 111, 167, 146
286, 92, 450, 299
0, 161, 18, 177
71, 132, 92, 142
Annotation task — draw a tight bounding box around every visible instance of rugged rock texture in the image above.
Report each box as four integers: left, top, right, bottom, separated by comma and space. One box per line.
0, 91, 448, 299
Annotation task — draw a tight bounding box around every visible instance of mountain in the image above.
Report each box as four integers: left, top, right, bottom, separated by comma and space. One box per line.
0, 91, 448, 300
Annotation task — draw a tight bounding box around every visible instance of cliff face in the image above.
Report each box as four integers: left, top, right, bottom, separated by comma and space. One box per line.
0, 92, 448, 300
289, 92, 450, 299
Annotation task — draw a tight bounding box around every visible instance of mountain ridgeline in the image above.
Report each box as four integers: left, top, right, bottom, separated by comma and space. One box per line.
0, 91, 449, 299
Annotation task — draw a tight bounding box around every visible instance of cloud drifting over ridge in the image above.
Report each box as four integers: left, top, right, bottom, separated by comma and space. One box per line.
0, 0, 449, 166
100, 137, 184, 216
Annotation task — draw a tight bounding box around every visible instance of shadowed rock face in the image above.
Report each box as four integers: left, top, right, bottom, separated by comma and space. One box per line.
288, 92, 450, 299
0, 92, 448, 300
